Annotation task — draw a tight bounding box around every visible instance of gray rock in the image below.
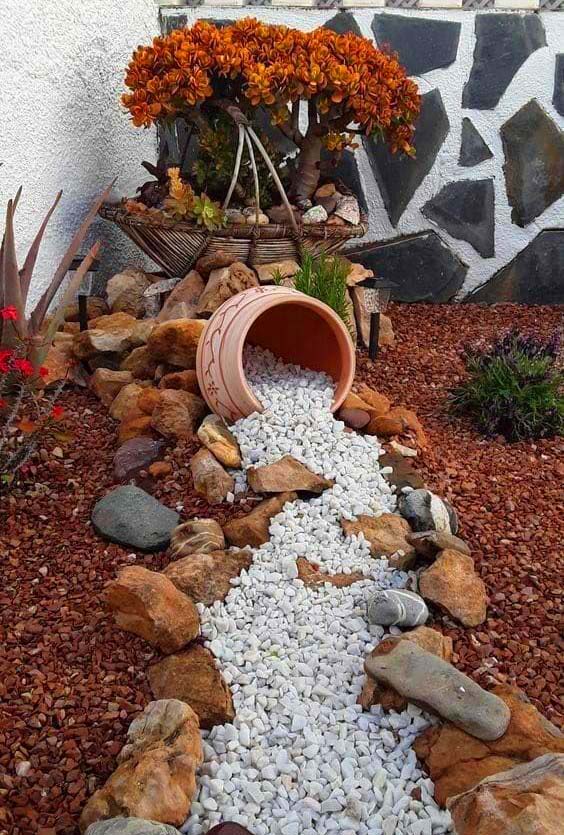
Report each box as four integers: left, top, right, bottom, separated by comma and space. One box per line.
85, 819, 181, 835
407, 530, 471, 560
365, 640, 511, 740
113, 437, 167, 483
364, 89, 450, 227
347, 231, 467, 303
302, 204, 328, 225
501, 99, 564, 228
324, 11, 362, 37
459, 118, 493, 168
554, 55, 564, 118
398, 489, 458, 535
463, 14, 546, 110
422, 179, 495, 258
92, 486, 179, 552
368, 589, 429, 628
372, 14, 461, 76
466, 229, 564, 305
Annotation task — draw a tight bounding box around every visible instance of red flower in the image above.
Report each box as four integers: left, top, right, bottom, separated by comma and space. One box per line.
51, 405, 65, 420
12, 358, 35, 377
0, 305, 19, 321
0, 349, 14, 373
0, 398, 6, 409
39, 366, 49, 379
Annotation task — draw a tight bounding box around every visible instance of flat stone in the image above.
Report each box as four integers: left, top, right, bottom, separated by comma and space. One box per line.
501, 99, 564, 228
113, 437, 167, 483
398, 489, 458, 534
106, 566, 200, 653
169, 519, 225, 559
364, 89, 450, 227
85, 819, 181, 835
157, 270, 204, 322
463, 14, 546, 110
419, 549, 487, 627
365, 640, 511, 740
407, 530, 471, 560
341, 513, 416, 568
223, 492, 297, 548
367, 589, 429, 628
92, 486, 179, 551
247, 455, 333, 495
422, 179, 495, 258
162, 549, 252, 606
334, 195, 360, 226
459, 118, 493, 168
324, 11, 362, 37
255, 260, 300, 285
73, 313, 152, 359
347, 231, 467, 303
190, 448, 234, 505
372, 14, 461, 76
379, 452, 425, 491
197, 414, 241, 468
296, 558, 364, 589
466, 230, 564, 304
554, 55, 564, 118
148, 646, 235, 730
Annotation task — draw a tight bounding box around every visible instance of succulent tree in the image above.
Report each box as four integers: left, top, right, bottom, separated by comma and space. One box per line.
122, 19, 420, 203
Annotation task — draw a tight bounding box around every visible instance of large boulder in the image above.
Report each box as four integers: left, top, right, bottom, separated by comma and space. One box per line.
90, 369, 134, 407
169, 519, 225, 559
162, 549, 252, 605
414, 685, 564, 806
106, 269, 153, 317
79, 699, 202, 832
147, 319, 205, 368
449, 754, 564, 834
92, 486, 179, 552
197, 414, 241, 468
106, 566, 200, 653
419, 549, 487, 627
148, 646, 235, 729
365, 640, 511, 741
157, 271, 205, 323
247, 455, 333, 495
150, 390, 207, 440
190, 448, 234, 504
341, 513, 415, 569
113, 438, 167, 483
196, 262, 259, 318
223, 492, 297, 548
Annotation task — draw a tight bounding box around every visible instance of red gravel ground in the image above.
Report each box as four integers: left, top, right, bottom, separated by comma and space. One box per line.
0, 302, 562, 834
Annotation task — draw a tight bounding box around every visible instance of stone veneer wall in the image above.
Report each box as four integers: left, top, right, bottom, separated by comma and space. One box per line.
161, 5, 564, 303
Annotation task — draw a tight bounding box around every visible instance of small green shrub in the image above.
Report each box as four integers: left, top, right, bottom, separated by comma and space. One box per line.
293, 253, 351, 333
449, 330, 563, 441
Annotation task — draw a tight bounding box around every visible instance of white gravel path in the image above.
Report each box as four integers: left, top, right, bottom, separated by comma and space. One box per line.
183, 347, 452, 835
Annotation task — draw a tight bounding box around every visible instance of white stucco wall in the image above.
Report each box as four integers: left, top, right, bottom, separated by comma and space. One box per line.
0, 0, 159, 309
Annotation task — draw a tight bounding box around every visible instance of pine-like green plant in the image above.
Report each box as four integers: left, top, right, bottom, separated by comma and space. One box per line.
293, 253, 351, 332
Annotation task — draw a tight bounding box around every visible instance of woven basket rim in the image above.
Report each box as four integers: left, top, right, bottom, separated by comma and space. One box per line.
99, 201, 368, 240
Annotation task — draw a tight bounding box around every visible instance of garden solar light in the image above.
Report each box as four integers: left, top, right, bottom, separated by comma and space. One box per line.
67, 255, 99, 331
357, 276, 398, 361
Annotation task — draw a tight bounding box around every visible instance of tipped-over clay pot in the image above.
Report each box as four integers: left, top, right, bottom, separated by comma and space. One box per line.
196, 286, 355, 422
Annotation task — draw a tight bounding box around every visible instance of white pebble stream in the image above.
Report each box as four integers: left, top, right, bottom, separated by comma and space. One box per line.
183, 347, 452, 835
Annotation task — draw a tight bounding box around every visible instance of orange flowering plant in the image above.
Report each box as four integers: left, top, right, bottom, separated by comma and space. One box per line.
122, 19, 420, 202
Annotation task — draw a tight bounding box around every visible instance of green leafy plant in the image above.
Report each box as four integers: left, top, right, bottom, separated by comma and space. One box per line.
293, 253, 351, 332
449, 330, 563, 442
192, 194, 227, 232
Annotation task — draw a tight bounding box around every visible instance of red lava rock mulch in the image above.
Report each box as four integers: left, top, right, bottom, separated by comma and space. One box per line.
0, 302, 562, 834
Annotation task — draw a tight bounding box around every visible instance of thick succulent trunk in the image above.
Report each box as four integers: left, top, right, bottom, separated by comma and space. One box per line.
292, 134, 323, 202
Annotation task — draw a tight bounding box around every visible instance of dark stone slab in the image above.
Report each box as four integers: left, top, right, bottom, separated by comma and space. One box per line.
463, 14, 546, 110
372, 14, 461, 76
321, 149, 368, 215
364, 89, 449, 227
346, 230, 467, 303
422, 179, 495, 258
501, 99, 564, 227
459, 118, 493, 168
554, 55, 564, 118
92, 485, 179, 552
324, 12, 362, 37
465, 230, 564, 304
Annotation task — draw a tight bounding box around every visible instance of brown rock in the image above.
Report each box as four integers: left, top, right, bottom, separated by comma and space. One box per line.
148, 461, 173, 479
341, 513, 416, 569
449, 754, 564, 835
419, 549, 487, 626
296, 558, 364, 588
79, 698, 202, 831
247, 455, 333, 495
255, 260, 300, 285
407, 530, 471, 560
64, 296, 108, 322
196, 262, 259, 318
148, 646, 235, 729
345, 262, 374, 288
73, 313, 148, 359
158, 369, 201, 395
365, 413, 405, 438
40, 340, 78, 387
197, 414, 241, 468
151, 390, 207, 440
315, 183, 337, 198
113, 437, 167, 482
266, 203, 301, 225
379, 314, 395, 348
109, 382, 146, 421
163, 549, 252, 605
223, 492, 297, 548
194, 250, 238, 279
191, 448, 234, 504
355, 385, 392, 416
338, 407, 371, 430
414, 686, 564, 806
138, 387, 163, 415
120, 345, 159, 379
157, 271, 205, 322
379, 451, 426, 491
169, 519, 225, 558
106, 268, 153, 317
341, 391, 375, 413
90, 368, 133, 407
326, 215, 347, 226
147, 319, 206, 368
106, 566, 200, 653
118, 415, 155, 444
387, 406, 428, 447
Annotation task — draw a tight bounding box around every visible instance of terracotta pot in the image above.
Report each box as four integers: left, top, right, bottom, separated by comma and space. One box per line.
196, 286, 355, 422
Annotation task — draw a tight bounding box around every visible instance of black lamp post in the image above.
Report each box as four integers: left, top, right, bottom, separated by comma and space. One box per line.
67, 256, 100, 331
356, 277, 398, 361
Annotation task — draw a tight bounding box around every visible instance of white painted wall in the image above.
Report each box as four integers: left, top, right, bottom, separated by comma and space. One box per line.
0, 0, 159, 309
